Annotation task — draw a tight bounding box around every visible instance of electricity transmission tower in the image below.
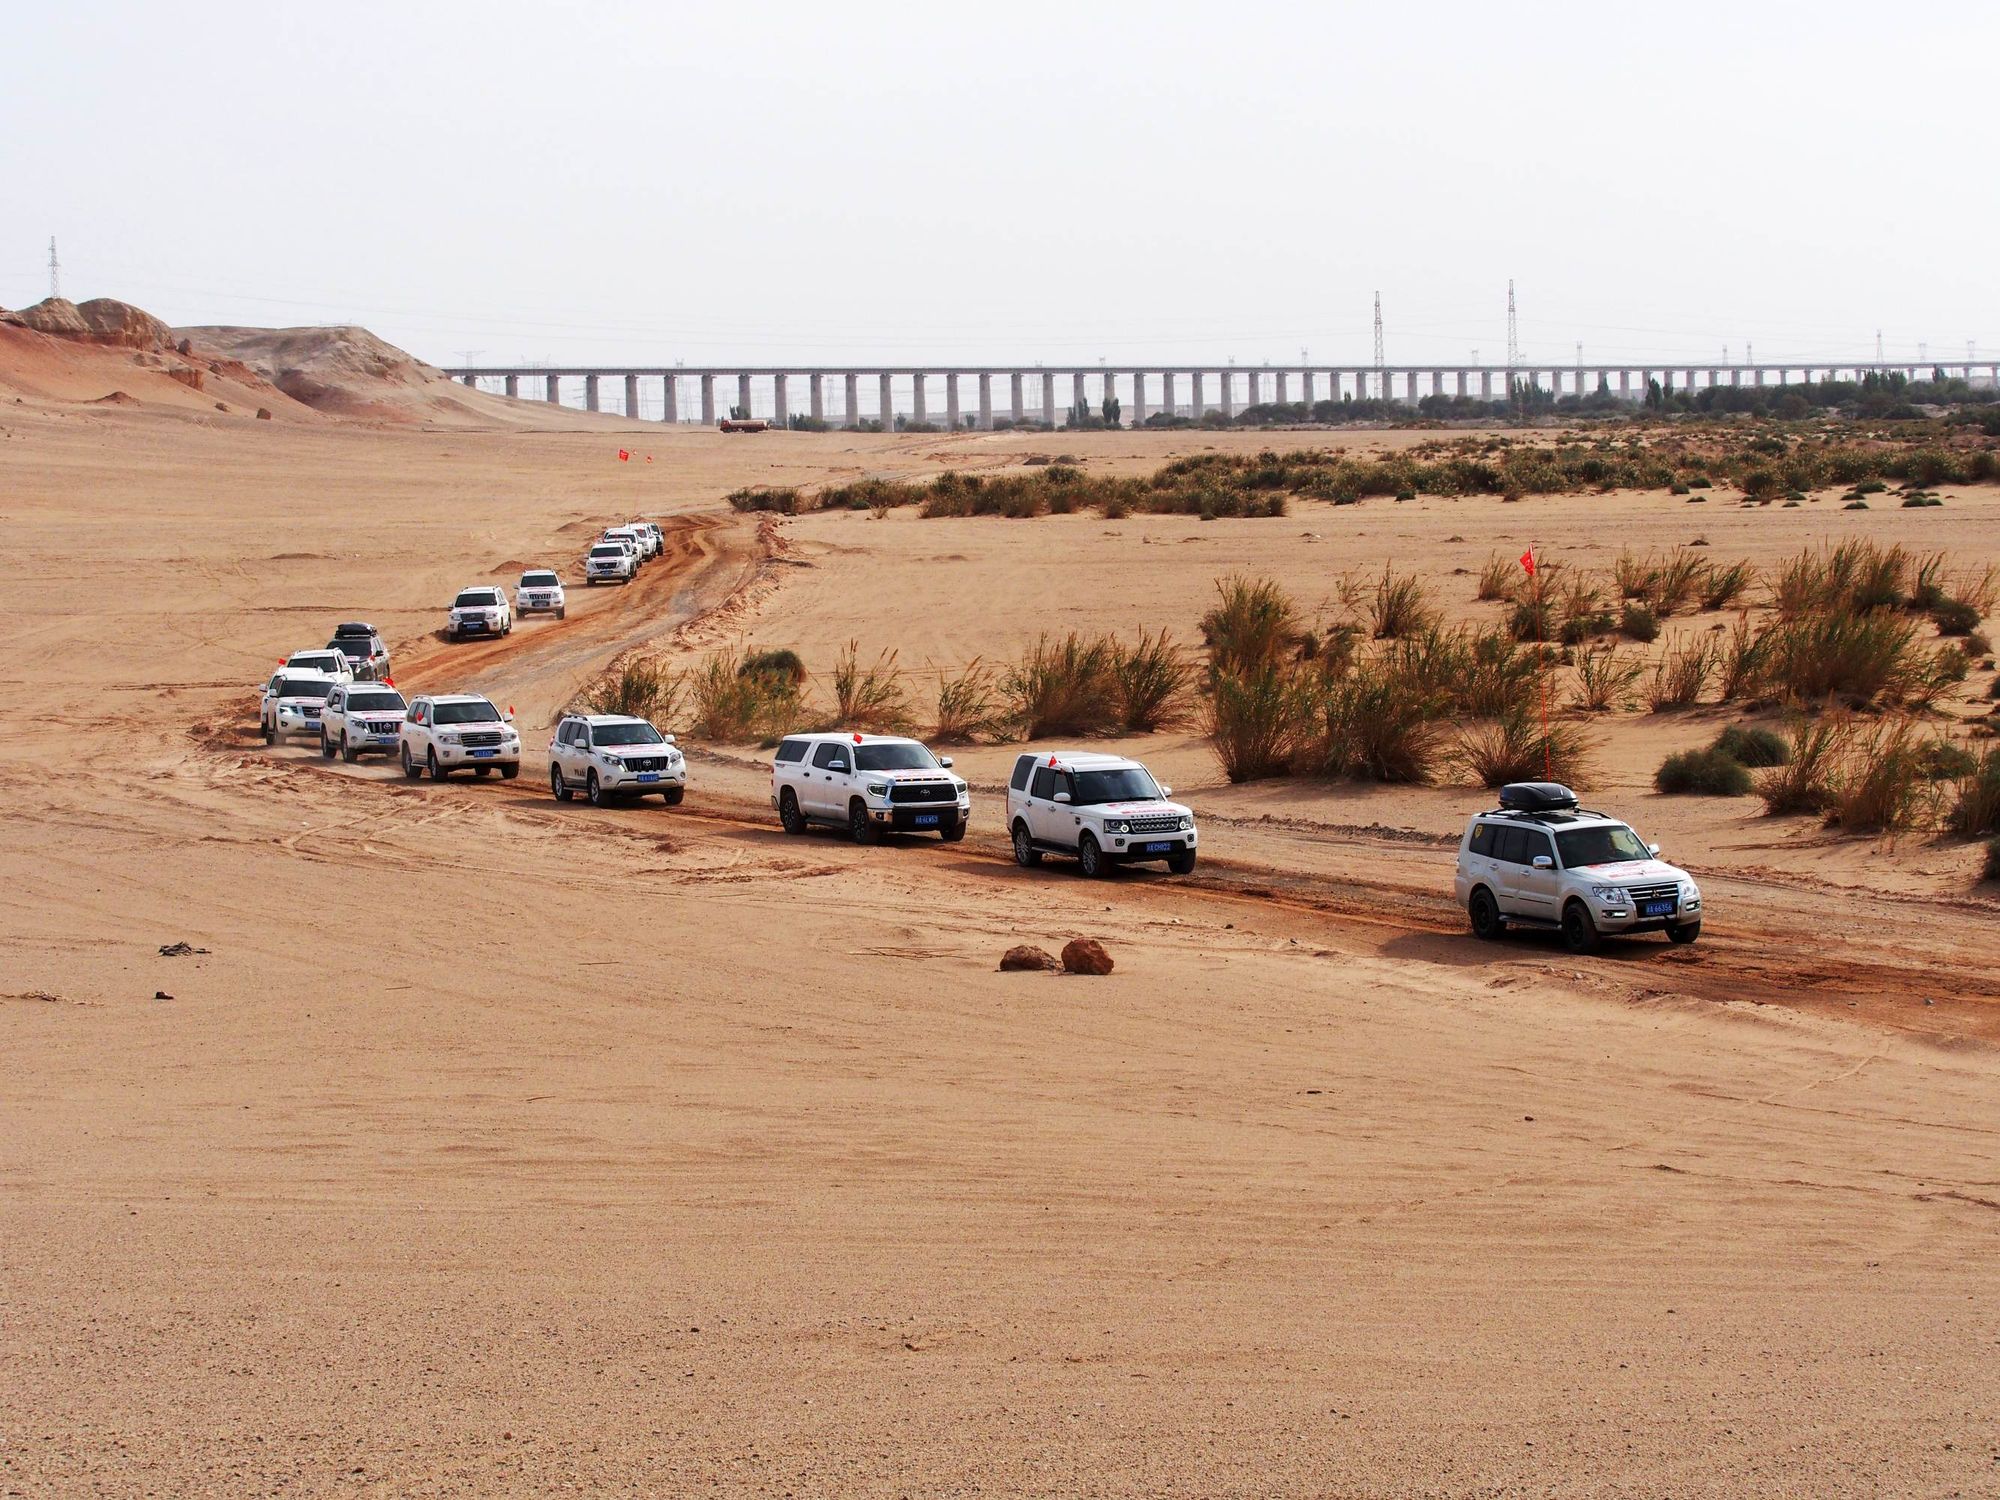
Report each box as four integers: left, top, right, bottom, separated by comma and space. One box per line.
1505, 280, 1521, 373
1372, 292, 1384, 399
47, 238, 60, 299
1876, 330, 1884, 362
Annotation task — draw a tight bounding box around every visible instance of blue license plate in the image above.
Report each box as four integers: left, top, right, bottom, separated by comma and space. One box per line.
914, 813, 940, 826
1643, 900, 1674, 918
1144, 841, 1174, 854
471, 748, 496, 758
638, 773, 659, 783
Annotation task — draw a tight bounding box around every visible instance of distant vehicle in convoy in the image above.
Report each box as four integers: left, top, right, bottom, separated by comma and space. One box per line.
514, 569, 566, 619
277, 648, 353, 683
447, 586, 512, 640
718, 416, 770, 433
621, 522, 661, 560
1455, 782, 1703, 953
399, 693, 521, 781
260, 668, 339, 745
772, 732, 969, 843
328, 622, 391, 683
549, 714, 686, 805
585, 541, 636, 585
319, 682, 409, 761
601, 527, 647, 563
639, 522, 664, 556
1006, 751, 1197, 876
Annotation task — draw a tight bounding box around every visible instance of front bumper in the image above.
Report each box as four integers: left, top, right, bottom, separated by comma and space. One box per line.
1104, 829, 1196, 861
344, 723, 404, 753
432, 740, 522, 767
517, 595, 564, 613
869, 803, 967, 831
1591, 895, 1700, 931
275, 707, 325, 734
597, 764, 687, 792
450, 616, 506, 634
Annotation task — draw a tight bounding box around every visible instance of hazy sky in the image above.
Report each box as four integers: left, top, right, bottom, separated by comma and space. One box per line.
7, 1, 1996, 371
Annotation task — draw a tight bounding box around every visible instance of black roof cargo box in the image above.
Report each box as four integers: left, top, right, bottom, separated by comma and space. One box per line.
1498, 782, 1579, 813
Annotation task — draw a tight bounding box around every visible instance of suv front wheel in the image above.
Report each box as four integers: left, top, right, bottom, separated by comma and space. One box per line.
1077, 832, 1108, 879
1667, 921, 1701, 945
849, 800, 876, 845
1560, 900, 1600, 955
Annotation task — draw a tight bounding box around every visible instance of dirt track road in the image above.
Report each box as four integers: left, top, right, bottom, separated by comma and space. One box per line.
5, 415, 1999, 1496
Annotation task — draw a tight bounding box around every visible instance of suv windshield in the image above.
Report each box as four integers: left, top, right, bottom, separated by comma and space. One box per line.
433, 699, 501, 725
856, 743, 938, 772
330, 639, 374, 658
521, 572, 558, 587
347, 691, 405, 712
590, 545, 623, 558
592, 722, 664, 747
277, 678, 334, 700
1557, 824, 1649, 868
454, 591, 497, 608
1072, 767, 1160, 805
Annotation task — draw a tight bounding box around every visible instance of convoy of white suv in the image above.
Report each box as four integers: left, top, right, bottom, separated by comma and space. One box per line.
1455, 783, 1702, 952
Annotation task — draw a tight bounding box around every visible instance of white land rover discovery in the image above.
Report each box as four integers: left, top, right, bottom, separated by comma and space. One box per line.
1006, 751, 1197, 876
1455, 782, 1703, 953
771, 732, 969, 842
399, 693, 522, 781
549, 713, 686, 805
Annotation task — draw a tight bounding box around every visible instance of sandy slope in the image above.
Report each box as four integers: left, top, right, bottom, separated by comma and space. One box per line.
3, 408, 1999, 1496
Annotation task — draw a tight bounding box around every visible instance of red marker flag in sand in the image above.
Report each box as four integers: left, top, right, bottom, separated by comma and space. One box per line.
1519, 548, 1536, 575
617, 448, 630, 462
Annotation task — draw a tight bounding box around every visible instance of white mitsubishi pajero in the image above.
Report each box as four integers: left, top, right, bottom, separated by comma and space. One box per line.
771, 732, 969, 842
1006, 750, 1197, 877
1455, 782, 1703, 953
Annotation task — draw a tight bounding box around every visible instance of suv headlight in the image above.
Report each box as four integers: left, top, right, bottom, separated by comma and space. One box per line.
866, 782, 890, 799
601, 754, 623, 767
440, 732, 462, 745
1680, 881, 1701, 903
1590, 885, 1627, 903
1178, 815, 1193, 831
1103, 818, 1130, 834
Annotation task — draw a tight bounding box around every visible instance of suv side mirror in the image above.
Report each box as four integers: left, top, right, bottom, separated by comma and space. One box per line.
1532, 854, 1554, 870
1159, 784, 1173, 798
938, 755, 953, 768
828, 759, 848, 773
663, 733, 677, 745
1053, 791, 1072, 805
1647, 842, 1661, 856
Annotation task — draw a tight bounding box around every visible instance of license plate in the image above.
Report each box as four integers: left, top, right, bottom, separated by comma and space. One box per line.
1144, 841, 1174, 853
638, 772, 659, 783
914, 813, 939, 826
1643, 900, 1675, 918
471, 748, 496, 758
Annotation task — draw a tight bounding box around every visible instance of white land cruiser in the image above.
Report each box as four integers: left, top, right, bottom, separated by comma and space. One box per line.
585, 541, 636, 585
318, 681, 409, 761
515, 568, 567, 619
1455, 782, 1703, 953
621, 521, 661, 559
447, 586, 512, 640
772, 732, 969, 843
276, 648, 353, 683
400, 693, 521, 781
601, 528, 647, 567
549, 714, 686, 805
1006, 751, 1197, 876
328, 622, 391, 683
260, 668, 339, 744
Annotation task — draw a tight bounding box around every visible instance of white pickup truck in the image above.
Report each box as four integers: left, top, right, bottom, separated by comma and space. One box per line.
771, 732, 969, 843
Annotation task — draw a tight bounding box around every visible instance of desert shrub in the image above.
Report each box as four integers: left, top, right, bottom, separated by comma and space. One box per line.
1655, 746, 1753, 796
726, 486, 805, 514
1756, 716, 1854, 816
1201, 575, 1302, 677
1005, 632, 1120, 737
1301, 658, 1448, 784
1455, 710, 1595, 789
1701, 560, 1756, 612
1114, 629, 1195, 732
1649, 549, 1709, 615
1985, 840, 2000, 881
1923, 742, 1979, 780
1649, 635, 1718, 710
1774, 540, 1915, 617
1508, 596, 1555, 642
1619, 603, 1660, 643
1827, 718, 1936, 832
1931, 596, 1983, 636
575, 655, 683, 724
1476, 554, 1517, 602
1750, 608, 1929, 706
1717, 613, 1769, 702
1372, 569, 1438, 639
1208, 665, 1302, 783
1614, 552, 1652, 601
931, 658, 1005, 743
830, 641, 911, 732
740, 647, 806, 686
1947, 748, 2000, 836
1449, 629, 1545, 718
690, 648, 801, 741
1572, 646, 1645, 712
1713, 724, 1789, 768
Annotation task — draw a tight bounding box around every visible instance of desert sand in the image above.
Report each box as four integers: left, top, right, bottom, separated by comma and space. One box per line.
4, 339, 1999, 1495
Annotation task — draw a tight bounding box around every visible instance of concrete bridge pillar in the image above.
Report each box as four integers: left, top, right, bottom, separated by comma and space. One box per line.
504, 373, 519, 398
1186, 371, 1201, 416
1162, 371, 1177, 418
623, 373, 639, 416
1219, 371, 1235, 419
1455, 370, 1467, 398
1480, 370, 1492, 400
843, 373, 858, 426
460, 373, 477, 388
1432, 369, 1445, 400
945, 374, 960, 430
1067, 371, 1085, 424
1247, 371, 1263, 406
879, 373, 894, 429
1010, 371, 1024, 425
912, 373, 928, 426
736, 373, 753, 419
700, 374, 716, 424
663, 374, 677, 422
546, 374, 562, 405
1300, 371, 1315, 408
1130, 372, 1146, 426
1040, 372, 1055, 428
1403, 371, 1419, 403
978, 372, 992, 430
773, 373, 789, 426
1274, 371, 1288, 406
809, 373, 825, 423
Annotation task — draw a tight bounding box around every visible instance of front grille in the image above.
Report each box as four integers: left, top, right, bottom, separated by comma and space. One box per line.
890, 781, 956, 804
461, 730, 503, 748
625, 755, 674, 773
1627, 883, 1678, 903
367, 720, 401, 734
1126, 815, 1183, 835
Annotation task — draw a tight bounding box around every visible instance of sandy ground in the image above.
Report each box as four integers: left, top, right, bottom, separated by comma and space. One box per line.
4, 399, 2000, 1496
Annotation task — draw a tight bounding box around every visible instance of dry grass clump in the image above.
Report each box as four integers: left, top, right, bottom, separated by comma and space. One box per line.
1004, 633, 1120, 738
690, 647, 803, 741
1649, 634, 1719, 710
1371, 569, 1439, 639
830, 641, 911, 733
1297, 658, 1449, 783
1947, 748, 2000, 836
1476, 554, 1517, 601
574, 655, 684, 723
1572, 647, 1646, 712
931, 658, 1005, 743
1655, 746, 1753, 796
1755, 716, 1854, 816
1209, 663, 1302, 783
1455, 711, 1596, 789
1826, 718, 1938, 833
1701, 560, 1757, 611
1202, 575, 1305, 678
1112, 628, 1196, 732
1713, 724, 1789, 767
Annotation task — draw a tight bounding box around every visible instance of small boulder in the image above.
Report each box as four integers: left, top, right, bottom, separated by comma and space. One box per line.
1060, 938, 1113, 976
255, 407, 272, 420
999, 944, 1060, 973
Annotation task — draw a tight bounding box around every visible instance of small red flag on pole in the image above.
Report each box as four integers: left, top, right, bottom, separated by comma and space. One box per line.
1519, 548, 1536, 576
617, 448, 630, 462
